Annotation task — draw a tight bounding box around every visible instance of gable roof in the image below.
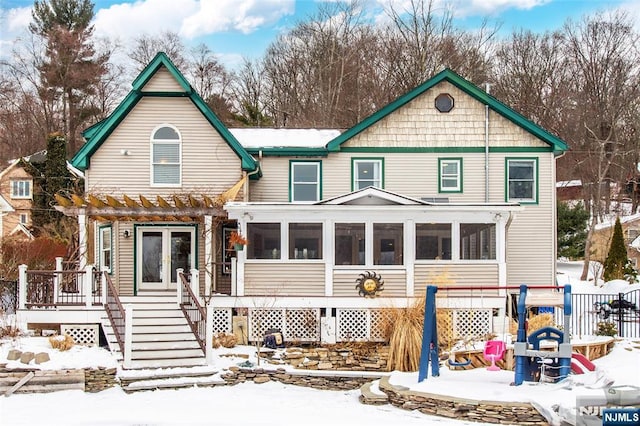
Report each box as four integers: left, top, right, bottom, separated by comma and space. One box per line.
72, 52, 258, 172
326, 68, 568, 155
317, 186, 428, 205
0, 194, 14, 212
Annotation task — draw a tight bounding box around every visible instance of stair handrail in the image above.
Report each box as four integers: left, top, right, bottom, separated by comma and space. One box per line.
178, 270, 207, 352
103, 271, 125, 354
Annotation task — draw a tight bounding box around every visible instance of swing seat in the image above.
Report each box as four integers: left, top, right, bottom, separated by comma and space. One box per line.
483, 340, 506, 371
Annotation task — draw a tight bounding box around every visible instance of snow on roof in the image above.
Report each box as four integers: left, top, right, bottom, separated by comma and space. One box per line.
594, 212, 640, 231
556, 180, 582, 188
229, 128, 341, 149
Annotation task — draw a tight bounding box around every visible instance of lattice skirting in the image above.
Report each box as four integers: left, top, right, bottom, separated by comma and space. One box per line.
210, 309, 233, 334
61, 324, 99, 346
248, 308, 320, 343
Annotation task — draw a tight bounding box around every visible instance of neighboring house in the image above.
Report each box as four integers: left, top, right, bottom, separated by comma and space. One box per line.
592, 214, 640, 268
556, 180, 583, 202
0, 151, 84, 242
16, 53, 568, 368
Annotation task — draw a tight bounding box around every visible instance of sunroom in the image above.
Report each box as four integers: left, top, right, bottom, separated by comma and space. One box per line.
216, 187, 524, 344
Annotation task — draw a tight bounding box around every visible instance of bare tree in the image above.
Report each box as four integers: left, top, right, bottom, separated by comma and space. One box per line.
128, 31, 188, 73
560, 11, 640, 279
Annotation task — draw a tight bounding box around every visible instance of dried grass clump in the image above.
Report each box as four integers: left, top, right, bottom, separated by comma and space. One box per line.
380, 296, 425, 372
527, 313, 554, 334
212, 332, 238, 349
49, 334, 75, 351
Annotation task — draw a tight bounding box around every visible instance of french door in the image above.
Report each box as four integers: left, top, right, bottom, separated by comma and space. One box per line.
137, 226, 195, 291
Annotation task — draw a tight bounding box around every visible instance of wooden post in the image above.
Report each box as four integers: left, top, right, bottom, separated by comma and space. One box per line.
101, 268, 108, 305
206, 303, 213, 364
84, 265, 93, 308
54, 257, 63, 305
18, 264, 27, 310
176, 268, 183, 306
204, 215, 212, 297
124, 304, 133, 369
190, 268, 199, 298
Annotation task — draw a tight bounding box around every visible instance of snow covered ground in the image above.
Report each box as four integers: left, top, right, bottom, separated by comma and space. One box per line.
0, 261, 639, 426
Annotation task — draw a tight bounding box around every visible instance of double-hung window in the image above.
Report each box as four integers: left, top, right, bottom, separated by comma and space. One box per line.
439, 158, 462, 193
506, 158, 537, 203
151, 125, 181, 186
99, 226, 112, 273
352, 158, 383, 190
11, 180, 31, 199
290, 161, 321, 202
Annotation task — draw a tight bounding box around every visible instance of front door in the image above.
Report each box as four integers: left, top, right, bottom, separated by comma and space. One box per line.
137, 227, 195, 291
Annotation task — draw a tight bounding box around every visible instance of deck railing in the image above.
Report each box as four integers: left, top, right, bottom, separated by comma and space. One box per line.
177, 269, 207, 352
18, 259, 101, 309
103, 271, 125, 354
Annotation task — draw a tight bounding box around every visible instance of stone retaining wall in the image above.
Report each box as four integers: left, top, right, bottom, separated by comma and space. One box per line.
378, 376, 549, 425
277, 344, 389, 371
84, 367, 118, 392
221, 366, 383, 391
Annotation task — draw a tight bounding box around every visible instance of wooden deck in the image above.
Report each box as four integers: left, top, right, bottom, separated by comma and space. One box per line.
448, 337, 615, 371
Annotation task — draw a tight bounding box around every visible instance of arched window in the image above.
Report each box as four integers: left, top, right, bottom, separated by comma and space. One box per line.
151, 125, 181, 186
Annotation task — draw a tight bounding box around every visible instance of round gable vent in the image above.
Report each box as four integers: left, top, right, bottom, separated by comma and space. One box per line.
435, 93, 454, 113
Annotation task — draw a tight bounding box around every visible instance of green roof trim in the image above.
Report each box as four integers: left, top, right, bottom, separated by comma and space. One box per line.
325, 68, 568, 155
72, 52, 257, 172
245, 147, 329, 157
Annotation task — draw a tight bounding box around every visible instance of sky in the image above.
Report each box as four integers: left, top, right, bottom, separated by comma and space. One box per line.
0, 262, 639, 425
1, 0, 639, 69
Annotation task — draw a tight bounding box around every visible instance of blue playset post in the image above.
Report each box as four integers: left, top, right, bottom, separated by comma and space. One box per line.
418, 285, 439, 382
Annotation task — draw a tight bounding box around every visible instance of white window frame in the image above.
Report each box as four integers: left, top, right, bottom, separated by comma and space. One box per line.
290, 161, 321, 202
11, 180, 32, 199
506, 158, 537, 203
439, 158, 462, 193
19, 213, 29, 225
99, 226, 113, 274
353, 159, 383, 190
150, 124, 182, 187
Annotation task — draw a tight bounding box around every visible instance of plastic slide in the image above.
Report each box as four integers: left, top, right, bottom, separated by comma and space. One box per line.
570, 352, 596, 374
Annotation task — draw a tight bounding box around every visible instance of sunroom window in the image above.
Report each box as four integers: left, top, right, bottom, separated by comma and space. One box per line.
416, 224, 452, 260
151, 125, 181, 186
335, 223, 365, 265
374, 223, 403, 265
247, 223, 281, 259
289, 223, 322, 259
460, 223, 496, 260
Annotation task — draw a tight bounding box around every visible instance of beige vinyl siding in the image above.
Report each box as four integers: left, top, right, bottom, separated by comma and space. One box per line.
341, 82, 548, 149
414, 264, 499, 291
333, 270, 406, 296
86, 97, 244, 199
116, 222, 134, 295
244, 263, 325, 296
142, 69, 184, 92
505, 154, 556, 287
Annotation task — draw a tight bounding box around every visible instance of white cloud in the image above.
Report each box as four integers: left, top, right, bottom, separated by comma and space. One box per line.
374, 0, 551, 19
180, 0, 295, 38
93, 0, 199, 41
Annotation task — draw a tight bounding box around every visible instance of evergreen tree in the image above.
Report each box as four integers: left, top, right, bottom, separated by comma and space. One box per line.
31, 133, 71, 232
602, 217, 635, 282
557, 201, 589, 259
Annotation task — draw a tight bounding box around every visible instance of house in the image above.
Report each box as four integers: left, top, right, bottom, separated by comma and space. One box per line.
0, 151, 84, 242
16, 52, 568, 368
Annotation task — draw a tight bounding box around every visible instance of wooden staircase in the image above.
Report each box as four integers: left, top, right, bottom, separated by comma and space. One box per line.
102, 291, 206, 369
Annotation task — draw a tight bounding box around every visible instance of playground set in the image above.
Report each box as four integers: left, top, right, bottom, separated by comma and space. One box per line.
418, 284, 597, 384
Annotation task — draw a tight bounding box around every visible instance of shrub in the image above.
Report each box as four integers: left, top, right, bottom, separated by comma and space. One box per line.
595, 321, 617, 337
49, 334, 75, 351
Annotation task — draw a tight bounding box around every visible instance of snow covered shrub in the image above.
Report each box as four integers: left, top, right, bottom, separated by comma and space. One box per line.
595, 321, 617, 337
49, 334, 75, 351
212, 332, 237, 348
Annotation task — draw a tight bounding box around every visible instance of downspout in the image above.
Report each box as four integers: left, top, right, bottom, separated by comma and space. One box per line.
243, 152, 262, 202
485, 83, 491, 203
